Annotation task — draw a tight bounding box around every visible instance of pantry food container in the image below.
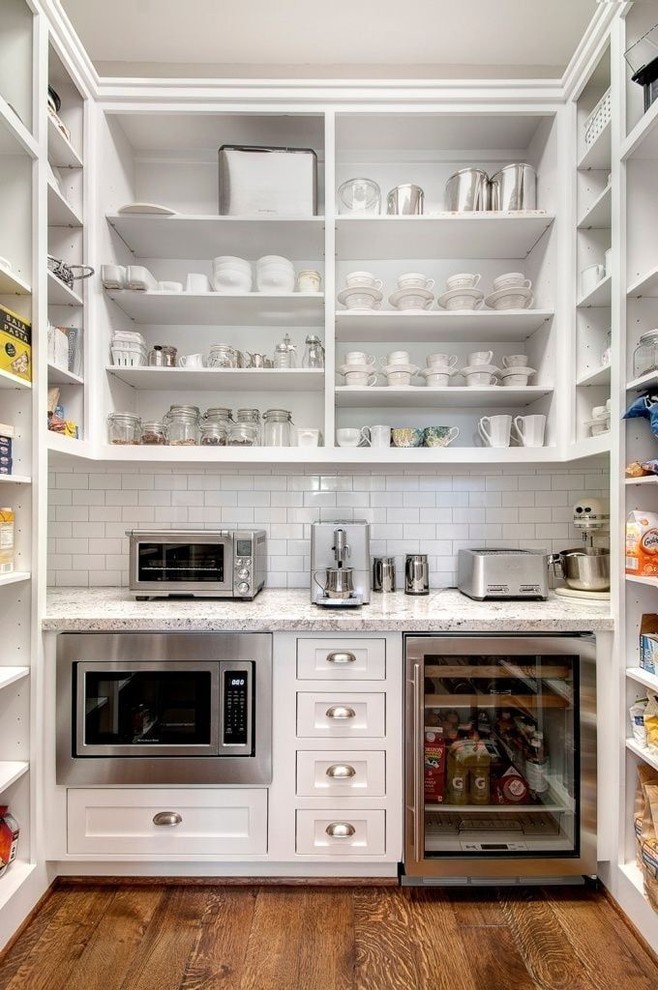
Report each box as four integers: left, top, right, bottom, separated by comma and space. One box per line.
633, 329, 658, 378
218, 145, 318, 216
489, 163, 536, 211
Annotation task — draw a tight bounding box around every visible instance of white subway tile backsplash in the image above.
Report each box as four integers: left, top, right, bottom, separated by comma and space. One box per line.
47, 466, 609, 589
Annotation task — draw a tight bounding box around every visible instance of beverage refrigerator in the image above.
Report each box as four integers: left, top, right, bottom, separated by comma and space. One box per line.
403, 634, 596, 885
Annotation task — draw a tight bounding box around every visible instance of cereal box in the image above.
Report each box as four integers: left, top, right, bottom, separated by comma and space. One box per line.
0, 305, 31, 383
424, 729, 446, 803
0, 806, 19, 877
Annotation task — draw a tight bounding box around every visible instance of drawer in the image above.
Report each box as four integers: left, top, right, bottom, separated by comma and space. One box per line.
296, 638, 385, 680
296, 693, 385, 738
296, 751, 386, 797
296, 809, 385, 856
67, 788, 267, 856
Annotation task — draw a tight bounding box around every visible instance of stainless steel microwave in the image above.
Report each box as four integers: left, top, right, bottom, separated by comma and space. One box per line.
127, 529, 266, 599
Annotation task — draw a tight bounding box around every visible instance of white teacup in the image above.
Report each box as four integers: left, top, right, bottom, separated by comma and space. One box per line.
398, 272, 434, 290
336, 427, 370, 447
446, 272, 481, 290
178, 353, 205, 368
427, 353, 458, 368
468, 350, 494, 366
345, 351, 376, 367
186, 272, 211, 293
385, 370, 412, 386
423, 371, 451, 387
513, 415, 546, 448
502, 354, 529, 368
493, 272, 532, 292
479, 414, 512, 448
592, 405, 607, 419
297, 269, 322, 293
345, 371, 377, 387
296, 427, 321, 447
383, 350, 410, 366
464, 371, 497, 386
345, 271, 383, 290
580, 264, 605, 297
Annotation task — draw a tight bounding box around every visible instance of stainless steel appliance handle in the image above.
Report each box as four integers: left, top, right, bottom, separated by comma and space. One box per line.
325, 822, 356, 838
412, 661, 424, 862
326, 764, 356, 778
325, 705, 356, 719
152, 811, 183, 827
326, 651, 356, 664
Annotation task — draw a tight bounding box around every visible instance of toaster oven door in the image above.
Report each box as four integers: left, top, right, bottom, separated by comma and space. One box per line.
130, 533, 232, 596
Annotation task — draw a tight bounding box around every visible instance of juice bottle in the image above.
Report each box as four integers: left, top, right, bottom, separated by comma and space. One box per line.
525, 730, 549, 794
469, 741, 491, 805
447, 739, 470, 805
0, 508, 14, 574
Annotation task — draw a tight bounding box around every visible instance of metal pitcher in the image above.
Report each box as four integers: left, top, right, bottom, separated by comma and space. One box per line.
312, 567, 355, 600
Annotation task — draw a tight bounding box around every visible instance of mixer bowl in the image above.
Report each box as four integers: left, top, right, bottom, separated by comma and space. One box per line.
557, 547, 610, 592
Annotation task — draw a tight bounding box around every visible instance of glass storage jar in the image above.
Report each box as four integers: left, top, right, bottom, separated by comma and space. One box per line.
140, 420, 166, 445
199, 421, 227, 446
108, 412, 141, 445
228, 409, 261, 446
633, 329, 658, 378
164, 406, 199, 446
263, 408, 293, 447
302, 334, 325, 369
203, 407, 233, 426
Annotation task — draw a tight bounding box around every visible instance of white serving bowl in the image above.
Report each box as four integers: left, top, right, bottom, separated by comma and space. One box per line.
212, 270, 253, 292
213, 255, 251, 269
256, 269, 295, 292
257, 255, 294, 270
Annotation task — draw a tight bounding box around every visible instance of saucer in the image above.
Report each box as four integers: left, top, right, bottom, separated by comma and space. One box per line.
418, 366, 459, 377
499, 366, 536, 377
388, 287, 434, 310
338, 363, 376, 375
483, 286, 533, 309
381, 363, 420, 375
337, 285, 383, 306
457, 364, 501, 377
436, 286, 485, 309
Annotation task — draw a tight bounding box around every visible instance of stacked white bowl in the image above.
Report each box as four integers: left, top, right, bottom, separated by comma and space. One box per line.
111, 330, 147, 367
212, 256, 252, 293
257, 255, 295, 293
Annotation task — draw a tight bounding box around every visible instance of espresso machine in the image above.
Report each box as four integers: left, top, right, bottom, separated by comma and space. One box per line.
310, 520, 371, 606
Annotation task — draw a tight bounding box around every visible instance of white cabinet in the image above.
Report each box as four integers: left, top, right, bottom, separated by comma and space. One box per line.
296, 751, 386, 798
295, 809, 385, 856
296, 637, 385, 680
296, 693, 386, 738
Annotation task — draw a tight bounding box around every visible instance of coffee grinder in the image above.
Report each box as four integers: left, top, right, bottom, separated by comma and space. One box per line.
310, 520, 371, 606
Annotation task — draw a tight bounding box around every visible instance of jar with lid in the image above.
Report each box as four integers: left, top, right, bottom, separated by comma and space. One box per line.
633, 329, 658, 378
108, 412, 141, 445
263, 408, 293, 447
140, 420, 166, 445
200, 421, 227, 446
302, 334, 325, 369
203, 407, 233, 426
164, 406, 199, 446
148, 345, 177, 367
228, 408, 261, 446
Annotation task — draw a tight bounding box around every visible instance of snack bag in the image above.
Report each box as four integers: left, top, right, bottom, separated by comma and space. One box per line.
645, 694, 658, 755
626, 511, 658, 577
630, 698, 649, 747
0, 806, 19, 878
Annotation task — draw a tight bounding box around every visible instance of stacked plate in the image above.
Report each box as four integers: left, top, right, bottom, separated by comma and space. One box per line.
388, 287, 434, 312
337, 286, 383, 311
484, 286, 534, 310
436, 287, 484, 311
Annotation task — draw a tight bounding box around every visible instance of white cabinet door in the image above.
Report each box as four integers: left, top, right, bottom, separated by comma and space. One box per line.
296, 750, 386, 797
296, 638, 386, 680
67, 788, 267, 856
296, 693, 385, 738
296, 809, 385, 856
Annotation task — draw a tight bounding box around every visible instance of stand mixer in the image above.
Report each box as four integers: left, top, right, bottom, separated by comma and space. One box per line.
552, 497, 610, 600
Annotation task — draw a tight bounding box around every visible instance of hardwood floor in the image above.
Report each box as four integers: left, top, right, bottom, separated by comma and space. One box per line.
0, 882, 656, 990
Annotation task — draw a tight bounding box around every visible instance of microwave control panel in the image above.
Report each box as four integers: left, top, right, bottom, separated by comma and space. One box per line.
221, 662, 252, 749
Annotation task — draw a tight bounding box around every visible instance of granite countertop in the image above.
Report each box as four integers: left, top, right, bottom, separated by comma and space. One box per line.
44, 588, 613, 632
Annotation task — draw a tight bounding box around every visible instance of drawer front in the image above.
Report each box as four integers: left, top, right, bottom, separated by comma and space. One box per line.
296, 751, 386, 797
296, 693, 385, 738
67, 788, 267, 856
296, 638, 385, 680
296, 809, 385, 856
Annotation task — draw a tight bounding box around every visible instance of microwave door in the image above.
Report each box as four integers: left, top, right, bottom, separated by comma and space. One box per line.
134, 538, 232, 595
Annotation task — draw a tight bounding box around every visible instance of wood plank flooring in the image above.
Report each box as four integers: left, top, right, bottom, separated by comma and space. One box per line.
0, 882, 656, 990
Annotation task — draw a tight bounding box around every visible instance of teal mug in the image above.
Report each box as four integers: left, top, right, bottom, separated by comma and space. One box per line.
423, 426, 460, 447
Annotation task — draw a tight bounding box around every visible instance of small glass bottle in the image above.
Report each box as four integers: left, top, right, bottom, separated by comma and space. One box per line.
274, 333, 297, 369
107, 412, 142, 445
140, 420, 166, 445
262, 408, 293, 447
302, 334, 325, 369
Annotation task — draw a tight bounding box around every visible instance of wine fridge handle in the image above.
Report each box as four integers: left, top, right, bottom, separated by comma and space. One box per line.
412, 660, 424, 862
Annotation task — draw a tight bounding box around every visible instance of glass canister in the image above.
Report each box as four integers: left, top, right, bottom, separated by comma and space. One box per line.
207, 344, 238, 368
199, 421, 227, 446
140, 420, 166, 445
164, 405, 200, 446
228, 408, 261, 446
107, 412, 141, 445
274, 333, 297, 369
203, 407, 233, 426
302, 334, 325, 369
633, 329, 658, 378
263, 408, 293, 447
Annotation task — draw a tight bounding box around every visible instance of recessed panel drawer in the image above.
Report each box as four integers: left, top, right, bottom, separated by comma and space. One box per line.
296, 693, 385, 738
67, 788, 267, 856
295, 809, 385, 856
296, 750, 386, 797
296, 638, 385, 680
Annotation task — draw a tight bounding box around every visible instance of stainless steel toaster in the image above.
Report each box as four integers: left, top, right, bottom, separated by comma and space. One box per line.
457, 548, 549, 600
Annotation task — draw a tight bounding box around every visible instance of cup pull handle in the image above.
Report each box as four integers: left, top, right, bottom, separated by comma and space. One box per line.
326, 764, 356, 778
153, 811, 183, 827
325, 822, 356, 838
325, 705, 356, 719
326, 651, 356, 664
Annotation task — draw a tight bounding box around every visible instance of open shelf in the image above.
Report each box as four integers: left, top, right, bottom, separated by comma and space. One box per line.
47, 181, 82, 228
578, 120, 611, 170
567, 433, 611, 459
626, 575, 658, 589
628, 265, 658, 299
627, 370, 658, 392
627, 667, 658, 694
106, 366, 324, 391
0, 668, 28, 691
46, 432, 89, 457
0, 96, 37, 158
0, 762, 28, 793
335, 213, 554, 261
622, 93, 658, 161
47, 116, 82, 168
47, 364, 83, 386
335, 309, 553, 343
577, 183, 611, 229
47, 272, 82, 307
577, 365, 611, 387
0, 573, 30, 588
0, 862, 35, 914
0, 369, 30, 391
0, 266, 30, 296
577, 273, 611, 308
626, 475, 658, 486
107, 214, 326, 260
335, 385, 552, 408
627, 738, 658, 772
0, 476, 30, 485
106, 290, 324, 327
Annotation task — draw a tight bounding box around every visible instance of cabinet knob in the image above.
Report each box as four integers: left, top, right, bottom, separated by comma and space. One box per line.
326, 822, 356, 838
326, 651, 356, 665
152, 811, 183, 827
326, 763, 356, 779
325, 705, 356, 719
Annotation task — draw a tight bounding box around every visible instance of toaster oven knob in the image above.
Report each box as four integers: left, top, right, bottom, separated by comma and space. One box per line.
237, 582, 250, 595
237, 567, 250, 580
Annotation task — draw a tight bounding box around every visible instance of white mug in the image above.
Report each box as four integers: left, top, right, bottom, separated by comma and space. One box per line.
178, 353, 205, 368
383, 350, 410, 366
493, 272, 531, 291
479, 414, 512, 448
297, 269, 322, 293
502, 354, 528, 368
446, 272, 480, 290
580, 264, 606, 297
296, 427, 321, 447
336, 427, 370, 447
345, 271, 383, 290
345, 371, 377, 387
604, 248, 613, 276
186, 272, 211, 293
398, 272, 434, 290
345, 351, 376, 367
427, 353, 458, 368
513, 414, 546, 448
367, 424, 391, 448
469, 350, 494, 367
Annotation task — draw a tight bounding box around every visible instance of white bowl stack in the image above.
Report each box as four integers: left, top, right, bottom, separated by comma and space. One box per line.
111, 330, 147, 367
212, 256, 253, 293
256, 255, 295, 293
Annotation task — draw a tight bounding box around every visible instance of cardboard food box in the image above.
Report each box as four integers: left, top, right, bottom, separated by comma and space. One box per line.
424, 729, 446, 803
640, 614, 658, 676
0, 305, 31, 382
0, 806, 19, 877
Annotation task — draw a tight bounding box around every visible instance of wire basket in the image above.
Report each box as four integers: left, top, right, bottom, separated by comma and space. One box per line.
584, 88, 611, 147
